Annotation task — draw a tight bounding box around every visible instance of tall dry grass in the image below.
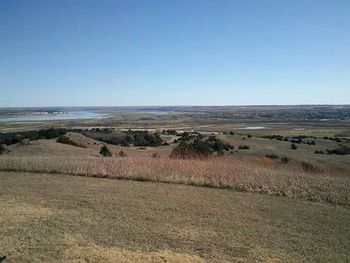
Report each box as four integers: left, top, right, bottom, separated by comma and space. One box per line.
0, 155, 349, 205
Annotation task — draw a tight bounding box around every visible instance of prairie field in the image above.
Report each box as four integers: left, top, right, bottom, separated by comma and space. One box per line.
1, 171, 350, 262
0, 154, 349, 206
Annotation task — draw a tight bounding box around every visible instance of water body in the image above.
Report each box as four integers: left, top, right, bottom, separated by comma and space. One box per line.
239, 126, 267, 130
0, 111, 110, 123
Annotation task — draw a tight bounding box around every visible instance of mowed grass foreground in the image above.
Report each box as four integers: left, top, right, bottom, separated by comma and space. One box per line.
0, 171, 349, 262
0, 155, 349, 205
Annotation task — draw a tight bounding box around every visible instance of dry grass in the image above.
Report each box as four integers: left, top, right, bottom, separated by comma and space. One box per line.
1, 172, 350, 262
0, 155, 349, 205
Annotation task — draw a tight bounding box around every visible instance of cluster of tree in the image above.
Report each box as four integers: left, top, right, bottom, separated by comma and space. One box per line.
84, 129, 165, 147
56, 135, 86, 148
322, 136, 349, 143
131, 131, 164, 147
170, 137, 234, 159
174, 131, 204, 143
263, 134, 318, 145
161, 129, 178, 135
263, 134, 287, 141
0, 128, 80, 146
325, 146, 350, 155
206, 135, 234, 152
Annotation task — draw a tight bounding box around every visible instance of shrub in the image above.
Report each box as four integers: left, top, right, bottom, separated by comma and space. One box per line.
335, 138, 342, 143
247, 134, 252, 138
229, 131, 235, 135
314, 150, 325, 154
170, 140, 211, 159
162, 129, 178, 135
57, 135, 86, 148
291, 144, 297, 150
281, 157, 289, 164
0, 144, 9, 154
326, 146, 350, 155
118, 150, 126, 157
265, 154, 278, 159
263, 134, 284, 141
152, 152, 159, 158
99, 145, 112, 157
301, 161, 321, 173
21, 139, 31, 145
238, 145, 250, 150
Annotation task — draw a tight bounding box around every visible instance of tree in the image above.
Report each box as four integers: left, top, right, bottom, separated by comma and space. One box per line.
291, 143, 297, 150
100, 145, 112, 157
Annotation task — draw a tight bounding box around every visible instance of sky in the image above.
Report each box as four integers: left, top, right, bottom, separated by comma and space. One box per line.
0, 0, 349, 107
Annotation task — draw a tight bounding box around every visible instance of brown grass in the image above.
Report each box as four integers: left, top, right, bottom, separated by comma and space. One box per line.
1, 171, 350, 262
0, 155, 349, 205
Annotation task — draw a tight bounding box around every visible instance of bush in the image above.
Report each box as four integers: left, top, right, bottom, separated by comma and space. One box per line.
326, 146, 350, 155
335, 138, 342, 143
162, 129, 178, 135
314, 150, 325, 154
301, 162, 321, 173
21, 139, 31, 145
265, 154, 278, 159
118, 150, 126, 157
0, 144, 9, 154
152, 152, 159, 158
238, 145, 250, 150
170, 140, 211, 159
263, 134, 284, 141
291, 144, 297, 150
99, 145, 112, 157
281, 157, 290, 164
308, 140, 316, 145
57, 135, 86, 148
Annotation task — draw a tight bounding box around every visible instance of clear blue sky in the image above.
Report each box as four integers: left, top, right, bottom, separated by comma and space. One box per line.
0, 0, 349, 107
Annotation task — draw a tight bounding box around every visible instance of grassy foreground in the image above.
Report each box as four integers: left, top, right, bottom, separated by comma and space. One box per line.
0, 171, 349, 262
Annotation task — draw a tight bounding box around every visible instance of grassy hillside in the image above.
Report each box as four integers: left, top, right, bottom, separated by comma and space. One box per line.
1, 171, 349, 262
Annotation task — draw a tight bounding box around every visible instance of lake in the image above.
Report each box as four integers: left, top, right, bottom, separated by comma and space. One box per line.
239, 126, 267, 130
0, 111, 110, 123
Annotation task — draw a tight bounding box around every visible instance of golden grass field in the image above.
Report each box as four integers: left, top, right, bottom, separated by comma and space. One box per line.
1, 133, 349, 205
1, 172, 350, 262
1, 155, 349, 205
